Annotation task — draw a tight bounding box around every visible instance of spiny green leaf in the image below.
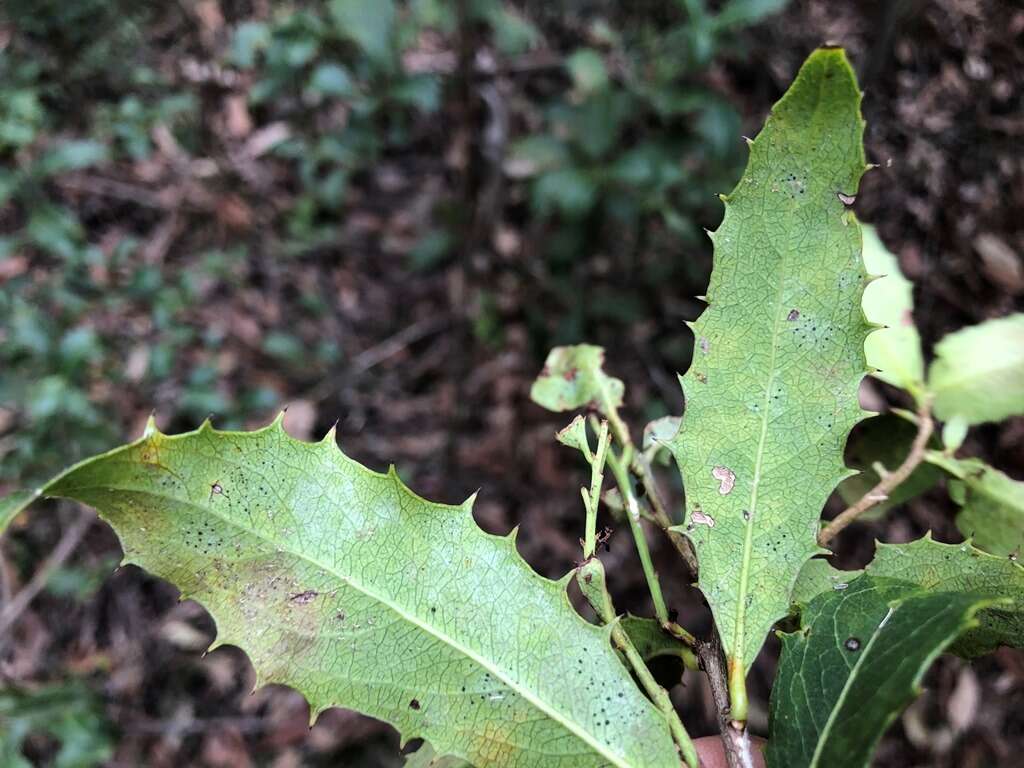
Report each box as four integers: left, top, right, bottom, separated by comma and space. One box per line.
531, 345, 624, 414
860, 225, 924, 395
866, 534, 1024, 657
789, 557, 861, 609
31, 418, 680, 768
668, 48, 871, 693
767, 575, 996, 768
928, 313, 1024, 425
927, 454, 1024, 557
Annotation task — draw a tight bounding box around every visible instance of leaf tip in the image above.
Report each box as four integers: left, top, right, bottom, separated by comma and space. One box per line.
143, 413, 161, 438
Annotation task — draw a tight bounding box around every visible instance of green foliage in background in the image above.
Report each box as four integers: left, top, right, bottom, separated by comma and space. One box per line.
0, 680, 114, 768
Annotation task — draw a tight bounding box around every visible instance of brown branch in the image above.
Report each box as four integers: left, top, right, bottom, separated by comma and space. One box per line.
818, 399, 934, 547
697, 633, 754, 768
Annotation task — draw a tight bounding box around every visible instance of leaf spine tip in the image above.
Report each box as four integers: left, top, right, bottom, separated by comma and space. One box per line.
143, 413, 160, 438
717, 193, 729, 202
198, 416, 214, 433
320, 422, 338, 446
271, 411, 287, 430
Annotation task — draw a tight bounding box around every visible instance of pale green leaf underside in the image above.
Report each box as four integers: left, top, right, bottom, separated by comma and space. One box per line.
35, 419, 678, 768
866, 534, 1024, 657
860, 225, 924, 393
405, 742, 473, 768
670, 48, 870, 672
767, 576, 993, 768
928, 313, 1024, 425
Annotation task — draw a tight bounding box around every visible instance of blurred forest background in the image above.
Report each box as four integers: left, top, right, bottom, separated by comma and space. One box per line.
1, 0, 1022, 766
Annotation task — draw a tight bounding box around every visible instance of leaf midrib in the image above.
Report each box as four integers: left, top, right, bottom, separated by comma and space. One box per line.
731, 70, 841, 668
63, 472, 635, 768
808, 599, 891, 767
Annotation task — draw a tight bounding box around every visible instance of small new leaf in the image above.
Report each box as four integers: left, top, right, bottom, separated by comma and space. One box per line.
20, 419, 680, 768
866, 534, 1024, 657
767, 575, 996, 768
531, 345, 624, 414
928, 313, 1024, 425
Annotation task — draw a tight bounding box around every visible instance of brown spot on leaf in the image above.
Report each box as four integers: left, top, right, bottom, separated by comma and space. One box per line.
289, 590, 318, 605
409, 699, 421, 710
712, 466, 736, 495
699, 337, 710, 354
787, 309, 800, 321
837, 191, 857, 206
845, 637, 861, 651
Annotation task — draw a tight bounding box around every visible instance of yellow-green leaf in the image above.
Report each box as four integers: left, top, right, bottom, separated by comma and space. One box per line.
14, 418, 680, 768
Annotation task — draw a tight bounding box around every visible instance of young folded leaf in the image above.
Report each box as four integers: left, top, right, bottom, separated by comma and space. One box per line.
530, 344, 624, 414
866, 534, 1024, 657
928, 313, 1024, 425
669, 47, 871, 714
767, 575, 996, 768
21, 418, 681, 768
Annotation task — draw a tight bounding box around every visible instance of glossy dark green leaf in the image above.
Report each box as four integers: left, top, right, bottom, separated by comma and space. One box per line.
767, 575, 995, 768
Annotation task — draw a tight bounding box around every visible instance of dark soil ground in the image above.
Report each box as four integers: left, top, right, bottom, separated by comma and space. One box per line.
2, 1, 1022, 766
